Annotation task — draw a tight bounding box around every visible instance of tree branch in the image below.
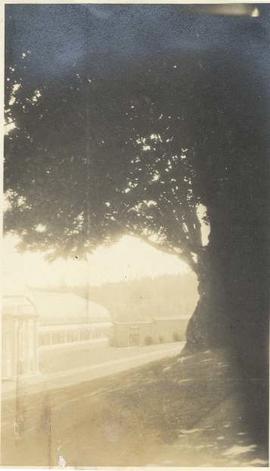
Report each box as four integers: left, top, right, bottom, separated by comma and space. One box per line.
130, 229, 198, 273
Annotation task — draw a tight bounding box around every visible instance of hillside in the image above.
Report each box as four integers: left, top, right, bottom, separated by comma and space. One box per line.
2, 347, 267, 467
86, 273, 198, 322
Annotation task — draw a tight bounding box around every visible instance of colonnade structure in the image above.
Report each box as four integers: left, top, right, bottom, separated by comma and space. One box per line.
2, 292, 113, 380
2, 295, 39, 379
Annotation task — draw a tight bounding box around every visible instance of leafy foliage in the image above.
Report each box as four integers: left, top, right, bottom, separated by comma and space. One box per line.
5, 50, 209, 268
4, 5, 269, 277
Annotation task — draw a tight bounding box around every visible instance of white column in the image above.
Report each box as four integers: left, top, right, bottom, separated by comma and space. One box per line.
34, 320, 39, 372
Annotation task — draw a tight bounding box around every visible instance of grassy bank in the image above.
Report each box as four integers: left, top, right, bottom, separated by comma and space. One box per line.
2, 348, 268, 466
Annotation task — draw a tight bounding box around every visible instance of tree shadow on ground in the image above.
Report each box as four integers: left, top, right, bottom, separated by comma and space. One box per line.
55, 348, 268, 467
2, 348, 268, 467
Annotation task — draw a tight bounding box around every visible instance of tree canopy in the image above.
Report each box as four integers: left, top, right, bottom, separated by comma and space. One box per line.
5, 47, 204, 268
5, 5, 269, 275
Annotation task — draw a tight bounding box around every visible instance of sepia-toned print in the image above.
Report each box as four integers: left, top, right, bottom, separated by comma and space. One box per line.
2, 3, 269, 467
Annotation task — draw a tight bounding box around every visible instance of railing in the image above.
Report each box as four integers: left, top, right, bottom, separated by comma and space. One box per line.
38, 322, 113, 347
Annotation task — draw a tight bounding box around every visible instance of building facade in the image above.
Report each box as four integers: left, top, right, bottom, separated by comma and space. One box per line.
32, 290, 113, 347
112, 317, 188, 347
2, 291, 112, 379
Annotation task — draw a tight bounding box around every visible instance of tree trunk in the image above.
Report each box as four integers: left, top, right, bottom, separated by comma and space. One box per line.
186, 247, 229, 351
185, 201, 269, 451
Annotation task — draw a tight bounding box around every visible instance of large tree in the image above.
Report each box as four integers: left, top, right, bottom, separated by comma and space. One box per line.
4, 4, 269, 449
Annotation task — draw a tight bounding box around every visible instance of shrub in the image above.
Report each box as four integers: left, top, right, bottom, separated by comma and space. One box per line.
173, 332, 181, 342
144, 335, 153, 345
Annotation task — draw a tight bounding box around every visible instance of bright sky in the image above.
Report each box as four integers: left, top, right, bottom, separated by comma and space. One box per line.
3, 234, 190, 293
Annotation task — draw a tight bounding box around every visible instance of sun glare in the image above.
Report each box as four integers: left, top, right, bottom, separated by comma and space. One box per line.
3, 235, 190, 293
